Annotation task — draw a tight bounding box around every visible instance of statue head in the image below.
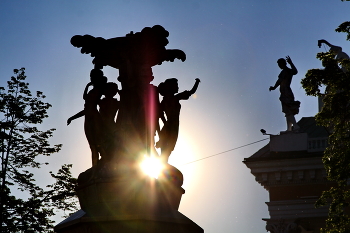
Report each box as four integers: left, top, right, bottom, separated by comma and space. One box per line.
277, 58, 287, 69
158, 78, 179, 96
90, 69, 107, 87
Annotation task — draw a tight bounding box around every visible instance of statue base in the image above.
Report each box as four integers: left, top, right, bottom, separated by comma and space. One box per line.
54, 209, 203, 233
54, 163, 203, 233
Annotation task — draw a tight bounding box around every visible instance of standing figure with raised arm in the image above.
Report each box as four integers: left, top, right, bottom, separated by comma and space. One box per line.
269, 56, 300, 132
67, 69, 107, 166
156, 78, 200, 163
318, 39, 349, 72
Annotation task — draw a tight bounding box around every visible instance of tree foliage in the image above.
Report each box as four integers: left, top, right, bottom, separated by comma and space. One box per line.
301, 19, 350, 233
0, 68, 78, 232
336, 21, 350, 41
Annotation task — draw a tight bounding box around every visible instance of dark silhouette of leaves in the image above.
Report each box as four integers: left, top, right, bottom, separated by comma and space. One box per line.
0, 68, 78, 232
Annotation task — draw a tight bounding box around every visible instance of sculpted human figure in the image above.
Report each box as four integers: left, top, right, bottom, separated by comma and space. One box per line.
318, 39, 349, 72
99, 82, 120, 161
156, 78, 200, 163
99, 82, 119, 131
67, 69, 107, 166
70, 26, 188, 164
269, 56, 300, 132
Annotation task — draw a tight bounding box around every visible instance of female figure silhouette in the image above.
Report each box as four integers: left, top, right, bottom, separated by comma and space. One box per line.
270, 56, 300, 132
67, 69, 107, 166
156, 78, 200, 163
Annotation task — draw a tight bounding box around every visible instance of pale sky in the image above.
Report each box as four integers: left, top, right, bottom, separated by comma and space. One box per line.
1, 1, 349, 232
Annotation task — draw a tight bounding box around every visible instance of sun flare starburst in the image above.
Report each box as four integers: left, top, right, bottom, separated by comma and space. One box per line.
140, 156, 163, 178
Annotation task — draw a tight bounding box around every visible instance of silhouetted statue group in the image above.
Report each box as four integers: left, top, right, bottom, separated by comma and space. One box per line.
68, 25, 200, 167
68, 25, 349, 166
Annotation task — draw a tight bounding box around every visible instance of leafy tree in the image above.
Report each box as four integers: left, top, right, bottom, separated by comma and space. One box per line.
301, 19, 350, 233
0, 68, 78, 232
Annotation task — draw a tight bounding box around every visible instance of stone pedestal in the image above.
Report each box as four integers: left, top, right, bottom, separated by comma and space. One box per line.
54, 210, 202, 233
270, 133, 308, 152
55, 163, 203, 233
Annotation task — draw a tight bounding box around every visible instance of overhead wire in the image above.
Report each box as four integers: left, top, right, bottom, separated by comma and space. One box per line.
180, 138, 269, 166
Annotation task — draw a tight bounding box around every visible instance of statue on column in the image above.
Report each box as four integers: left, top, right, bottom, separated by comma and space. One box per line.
56, 25, 204, 233
67, 25, 192, 167
269, 56, 300, 132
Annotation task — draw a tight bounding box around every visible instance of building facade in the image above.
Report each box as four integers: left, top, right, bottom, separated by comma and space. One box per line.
244, 117, 334, 233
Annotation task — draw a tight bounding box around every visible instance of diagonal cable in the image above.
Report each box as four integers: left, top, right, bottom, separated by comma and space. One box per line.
181, 138, 269, 165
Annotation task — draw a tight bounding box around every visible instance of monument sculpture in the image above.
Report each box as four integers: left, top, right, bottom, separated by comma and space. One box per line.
269, 56, 300, 132
318, 39, 349, 72
55, 25, 203, 233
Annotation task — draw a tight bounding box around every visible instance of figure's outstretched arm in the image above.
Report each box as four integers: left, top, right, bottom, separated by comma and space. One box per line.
67, 110, 85, 125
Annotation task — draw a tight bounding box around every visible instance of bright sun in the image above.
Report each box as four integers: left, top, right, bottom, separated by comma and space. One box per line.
140, 131, 196, 179
140, 155, 163, 178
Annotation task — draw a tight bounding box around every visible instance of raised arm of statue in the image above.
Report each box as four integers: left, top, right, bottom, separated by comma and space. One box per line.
189, 78, 201, 95
318, 39, 349, 59
318, 39, 349, 71
176, 78, 201, 100
318, 39, 333, 48
286, 56, 298, 75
